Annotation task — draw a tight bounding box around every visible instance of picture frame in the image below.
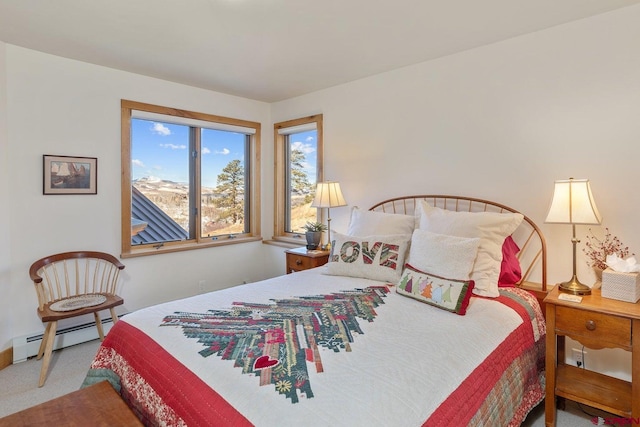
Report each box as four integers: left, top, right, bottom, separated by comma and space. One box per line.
43, 155, 97, 195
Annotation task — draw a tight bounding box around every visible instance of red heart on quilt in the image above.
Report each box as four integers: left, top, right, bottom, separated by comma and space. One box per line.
253, 355, 279, 370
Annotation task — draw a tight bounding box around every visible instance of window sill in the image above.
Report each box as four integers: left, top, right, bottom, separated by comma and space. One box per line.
122, 236, 262, 258
264, 237, 308, 249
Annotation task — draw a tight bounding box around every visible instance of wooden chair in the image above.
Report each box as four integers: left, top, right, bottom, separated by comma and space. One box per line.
29, 251, 125, 387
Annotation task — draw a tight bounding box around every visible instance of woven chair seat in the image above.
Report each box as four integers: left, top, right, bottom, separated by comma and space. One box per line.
40, 294, 124, 322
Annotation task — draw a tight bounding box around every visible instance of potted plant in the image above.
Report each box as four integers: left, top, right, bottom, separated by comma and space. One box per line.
302, 221, 327, 250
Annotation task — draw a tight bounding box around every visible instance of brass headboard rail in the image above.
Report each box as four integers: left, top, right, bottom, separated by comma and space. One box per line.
369, 195, 547, 293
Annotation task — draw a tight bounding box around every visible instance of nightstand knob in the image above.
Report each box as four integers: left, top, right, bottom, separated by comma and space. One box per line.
586, 320, 596, 331
296, 259, 302, 265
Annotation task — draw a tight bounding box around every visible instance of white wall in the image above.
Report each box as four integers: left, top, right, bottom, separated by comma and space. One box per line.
0, 42, 12, 352
273, 5, 640, 285
2, 4, 640, 378
272, 5, 640, 379
0, 44, 285, 350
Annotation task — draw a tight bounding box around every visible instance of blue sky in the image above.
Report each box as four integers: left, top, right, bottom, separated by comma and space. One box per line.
288, 130, 318, 184
131, 119, 317, 188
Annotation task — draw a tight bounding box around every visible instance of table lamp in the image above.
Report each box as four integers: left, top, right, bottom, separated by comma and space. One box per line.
545, 178, 602, 295
311, 181, 347, 250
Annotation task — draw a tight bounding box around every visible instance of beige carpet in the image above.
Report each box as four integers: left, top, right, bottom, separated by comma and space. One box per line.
0, 339, 611, 425
0, 339, 101, 417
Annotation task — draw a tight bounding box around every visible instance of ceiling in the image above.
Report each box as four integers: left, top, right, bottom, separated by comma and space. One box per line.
1, 0, 639, 102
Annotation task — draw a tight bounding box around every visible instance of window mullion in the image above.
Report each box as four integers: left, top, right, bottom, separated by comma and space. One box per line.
192, 127, 202, 242
244, 135, 251, 234
284, 135, 292, 232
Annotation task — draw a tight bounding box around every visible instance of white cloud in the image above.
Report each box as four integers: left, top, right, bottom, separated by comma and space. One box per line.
202, 147, 211, 154
159, 143, 187, 150
306, 136, 315, 142
215, 148, 230, 155
151, 122, 171, 136
132, 159, 145, 168
291, 141, 315, 154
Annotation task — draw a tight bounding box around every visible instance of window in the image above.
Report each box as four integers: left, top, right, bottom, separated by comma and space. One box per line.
121, 100, 261, 257
273, 114, 323, 243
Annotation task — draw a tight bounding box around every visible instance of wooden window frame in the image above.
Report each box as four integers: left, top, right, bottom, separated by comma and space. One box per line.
121, 99, 261, 258
273, 114, 323, 245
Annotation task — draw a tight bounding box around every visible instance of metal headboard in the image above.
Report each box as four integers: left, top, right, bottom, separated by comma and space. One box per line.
369, 195, 547, 293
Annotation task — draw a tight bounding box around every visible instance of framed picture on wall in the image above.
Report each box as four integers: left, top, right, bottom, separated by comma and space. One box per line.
43, 155, 97, 195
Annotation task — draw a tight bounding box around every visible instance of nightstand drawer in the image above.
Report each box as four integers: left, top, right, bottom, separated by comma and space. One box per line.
287, 254, 315, 271
555, 305, 631, 348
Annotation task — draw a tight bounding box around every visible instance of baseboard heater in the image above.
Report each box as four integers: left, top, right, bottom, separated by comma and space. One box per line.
12, 315, 125, 364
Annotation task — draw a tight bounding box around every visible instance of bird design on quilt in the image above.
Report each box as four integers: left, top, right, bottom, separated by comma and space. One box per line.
160, 286, 388, 403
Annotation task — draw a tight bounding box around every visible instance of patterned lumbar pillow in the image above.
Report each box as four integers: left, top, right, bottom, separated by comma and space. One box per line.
396, 264, 475, 315
324, 232, 411, 283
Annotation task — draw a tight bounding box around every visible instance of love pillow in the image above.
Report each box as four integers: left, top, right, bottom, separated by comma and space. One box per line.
324, 232, 411, 283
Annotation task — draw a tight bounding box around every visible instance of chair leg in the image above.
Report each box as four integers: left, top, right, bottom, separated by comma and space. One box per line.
110, 308, 119, 325
38, 320, 58, 387
37, 323, 52, 360
94, 312, 105, 341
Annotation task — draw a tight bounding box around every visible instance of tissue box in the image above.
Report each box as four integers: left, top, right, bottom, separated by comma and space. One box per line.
601, 268, 640, 303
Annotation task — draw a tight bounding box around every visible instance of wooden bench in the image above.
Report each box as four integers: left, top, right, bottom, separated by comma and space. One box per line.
0, 381, 142, 426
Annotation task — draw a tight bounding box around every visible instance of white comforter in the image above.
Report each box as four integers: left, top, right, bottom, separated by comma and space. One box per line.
105, 266, 533, 426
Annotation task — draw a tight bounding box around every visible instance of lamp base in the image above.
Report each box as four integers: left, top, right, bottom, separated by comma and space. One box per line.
558, 277, 592, 296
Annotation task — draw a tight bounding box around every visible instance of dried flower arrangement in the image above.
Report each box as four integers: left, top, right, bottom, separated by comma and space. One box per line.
583, 228, 633, 271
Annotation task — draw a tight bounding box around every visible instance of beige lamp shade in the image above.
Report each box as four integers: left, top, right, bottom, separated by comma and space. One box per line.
545, 177, 601, 295
311, 182, 347, 208
310, 181, 347, 251
545, 178, 602, 225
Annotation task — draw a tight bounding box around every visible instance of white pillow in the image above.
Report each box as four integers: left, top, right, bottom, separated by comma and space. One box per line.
408, 229, 480, 280
347, 207, 415, 236
415, 201, 523, 297
325, 231, 411, 283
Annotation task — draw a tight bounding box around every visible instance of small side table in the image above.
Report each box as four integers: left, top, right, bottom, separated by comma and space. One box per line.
544, 285, 640, 426
285, 247, 329, 274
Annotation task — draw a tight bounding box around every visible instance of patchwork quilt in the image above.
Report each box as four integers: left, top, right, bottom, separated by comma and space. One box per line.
83, 267, 545, 426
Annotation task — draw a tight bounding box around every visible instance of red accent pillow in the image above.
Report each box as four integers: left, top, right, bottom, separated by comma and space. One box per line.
498, 236, 522, 287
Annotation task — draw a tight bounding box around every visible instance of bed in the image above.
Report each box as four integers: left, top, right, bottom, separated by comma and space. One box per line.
83, 195, 548, 426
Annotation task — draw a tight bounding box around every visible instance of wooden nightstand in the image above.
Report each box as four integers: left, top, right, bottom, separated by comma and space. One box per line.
545, 285, 640, 426
285, 247, 329, 274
